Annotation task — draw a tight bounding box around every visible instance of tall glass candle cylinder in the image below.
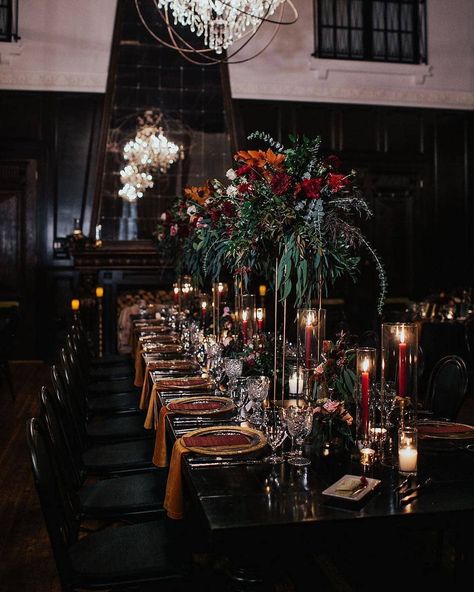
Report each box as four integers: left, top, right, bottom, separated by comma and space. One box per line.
356, 347, 377, 447
240, 294, 255, 344
297, 308, 326, 370
381, 323, 418, 419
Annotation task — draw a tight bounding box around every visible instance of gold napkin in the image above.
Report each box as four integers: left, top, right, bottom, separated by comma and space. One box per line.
152, 405, 171, 467
134, 346, 144, 387
163, 438, 190, 520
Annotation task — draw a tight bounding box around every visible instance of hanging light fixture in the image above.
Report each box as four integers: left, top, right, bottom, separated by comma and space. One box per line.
118, 110, 184, 202
135, 0, 298, 65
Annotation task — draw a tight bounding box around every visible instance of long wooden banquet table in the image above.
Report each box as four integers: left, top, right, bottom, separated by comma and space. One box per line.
134, 316, 474, 587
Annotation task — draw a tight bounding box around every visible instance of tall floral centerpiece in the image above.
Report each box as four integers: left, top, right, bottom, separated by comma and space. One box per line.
182, 132, 386, 314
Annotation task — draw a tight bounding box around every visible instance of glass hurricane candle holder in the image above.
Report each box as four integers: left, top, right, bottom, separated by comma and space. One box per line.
398, 426, 418, 475
381, 323, 418, 423
297, 308, 326, 370
355, 347, 377, 449
380, 323, 418, 466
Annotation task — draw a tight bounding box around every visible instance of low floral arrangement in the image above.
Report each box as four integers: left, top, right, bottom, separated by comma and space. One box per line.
309, 331, 356, 404
221, 333, 277, 378
181, 132, 387, 313
310, 397, 354, 454
155, 185, 209, 270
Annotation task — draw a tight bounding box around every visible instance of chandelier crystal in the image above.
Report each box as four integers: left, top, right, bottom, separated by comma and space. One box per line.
157, 0, 286, 54
118, 111, 184, 202
135, 0, 298, 65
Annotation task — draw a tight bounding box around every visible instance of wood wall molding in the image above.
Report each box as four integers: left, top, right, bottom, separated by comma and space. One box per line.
0, 69, 106, 93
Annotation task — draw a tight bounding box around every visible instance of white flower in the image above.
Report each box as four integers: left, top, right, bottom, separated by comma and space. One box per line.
226, 185, 238, 197
187, 205, 197, 216
226, 168, 237, 181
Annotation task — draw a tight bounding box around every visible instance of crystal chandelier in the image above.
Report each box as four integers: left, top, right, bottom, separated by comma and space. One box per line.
118, 111, 184, 202
135, 0, 298, 65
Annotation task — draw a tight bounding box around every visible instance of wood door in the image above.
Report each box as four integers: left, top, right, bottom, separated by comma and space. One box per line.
0, 161, 37, 358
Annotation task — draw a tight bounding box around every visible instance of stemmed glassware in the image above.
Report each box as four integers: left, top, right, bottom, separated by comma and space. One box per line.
208, 352, 224, 396
283, 405, 314, 466
223, 358, 243, 399
231, 376, 250, 420
262, 408, 287, 464
246, 376, 270, 428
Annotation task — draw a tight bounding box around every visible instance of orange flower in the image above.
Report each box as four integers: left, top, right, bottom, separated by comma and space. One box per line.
234, 148, 285, 171
184, 185, 210, 205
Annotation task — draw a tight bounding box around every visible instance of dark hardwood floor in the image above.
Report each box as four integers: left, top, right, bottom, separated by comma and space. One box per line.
1, 361, 473, 592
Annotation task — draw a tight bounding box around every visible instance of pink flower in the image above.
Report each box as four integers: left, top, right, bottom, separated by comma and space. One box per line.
169, 224, 178, 237
160, 211, 171, 222
314, 363, 325, 375
196, 217, 207, 229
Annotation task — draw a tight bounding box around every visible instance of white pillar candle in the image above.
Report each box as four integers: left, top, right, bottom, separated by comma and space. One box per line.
398, 447, 418, 473
289, 371, 304, 394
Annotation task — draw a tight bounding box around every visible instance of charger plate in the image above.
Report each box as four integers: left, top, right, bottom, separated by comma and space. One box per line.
417, 420, 474, 440
181, 425, 266, 456
153, 376, 213, 390
166, 396, 235, 415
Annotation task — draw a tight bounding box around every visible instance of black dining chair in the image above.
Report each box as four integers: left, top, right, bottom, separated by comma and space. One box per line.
27, 417, 189, 592
422, 355, 468, 422
39, 386, 167, 522
49, 365, 156, 477
50, 363, 151, 446
59, 345, 140, 415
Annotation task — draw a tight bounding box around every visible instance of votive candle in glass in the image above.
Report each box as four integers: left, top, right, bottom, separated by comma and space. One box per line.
398, 427, 418, 475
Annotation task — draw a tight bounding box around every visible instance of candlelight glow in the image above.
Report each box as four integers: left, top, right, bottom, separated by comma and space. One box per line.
256, 308, 264, 321
71, 299, 80, 311
242, 310, 248, 321
95, 287, 104, 298
173, 286, 179, 295
258, 284, 267, 297
362, 358, 369, 373
399, 326, 405, 344
306, 312, 315, 326
218, 282, 224, 293
201, 301, 207, 310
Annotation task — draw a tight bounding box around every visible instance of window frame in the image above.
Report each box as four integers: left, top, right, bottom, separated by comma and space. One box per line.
0, 0, 20, 43
313, 0, 428, 65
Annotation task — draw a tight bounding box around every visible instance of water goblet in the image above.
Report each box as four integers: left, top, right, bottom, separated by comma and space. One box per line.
263, 408, 287, 464
223, 357, 243, 397
208, 355, 224, 396
246, 376, 270, 428
231, 376, 250, 421
285, 405, 314, 467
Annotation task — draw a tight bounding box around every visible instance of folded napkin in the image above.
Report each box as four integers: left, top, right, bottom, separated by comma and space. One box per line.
163, 431, 252, 520
163, 438, 190, 520
152, 406, 170, 467
134, 346, 145, 387
168, 401, 222, 412
183, 433, 250, 448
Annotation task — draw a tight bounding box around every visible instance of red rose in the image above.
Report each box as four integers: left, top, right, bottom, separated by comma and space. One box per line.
210, 209, 220, 223
327, 173, 348, 192
270, 172, 291, 195
237, 165, 251, 176
238, 183, 251, 194
295, 177, 323, 199
222, 201, 237, 218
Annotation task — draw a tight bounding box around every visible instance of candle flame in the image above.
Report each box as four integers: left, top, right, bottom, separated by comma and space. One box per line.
362, 358, 369, 373
306, 312, 315, 326
201, 301, 207, 310
399, 326, 405, 344
173, 287, 179, 295
242, 310, 248, 321
256, 308, 263, 320
218, 282, 224, 293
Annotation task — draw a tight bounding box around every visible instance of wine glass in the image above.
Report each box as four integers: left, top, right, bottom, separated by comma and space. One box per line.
262, 408, 287, 464
284, 405, 314, 466
208, 354, 224, 396
223, 358, 243, 398
231, 376, 250, 420
246, 376, 270, 428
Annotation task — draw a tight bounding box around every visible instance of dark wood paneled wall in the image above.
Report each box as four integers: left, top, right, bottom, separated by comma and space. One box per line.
0, 89, 472, 355
235, 100, 474, 332
0, 91, 103, 358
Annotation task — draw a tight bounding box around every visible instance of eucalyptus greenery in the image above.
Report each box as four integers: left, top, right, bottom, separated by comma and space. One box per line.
181, 132, 387, 314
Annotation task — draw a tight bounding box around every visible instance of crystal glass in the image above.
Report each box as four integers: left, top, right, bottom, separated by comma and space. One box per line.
262, 408, 287, 464
231, 376, 250, 420
223, 357, 243, 397
208, 355, 224, 396
246, 376, 270, 427
284, 405, 314, 466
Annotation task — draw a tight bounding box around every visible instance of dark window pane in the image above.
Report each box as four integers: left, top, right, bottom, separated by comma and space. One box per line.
373, 1, 385, 29
321, 27, 335, 54
351, 30, 364, 56
401, 3, 413, 31
401, 32, 414, 60
321, 0, 334, 25
373, 31, 386, 58
351, 0, 363, 27
387, 2, 400, 30
336, 28, 349, 56
336, 0, 349, 26
387, 32, 400, 59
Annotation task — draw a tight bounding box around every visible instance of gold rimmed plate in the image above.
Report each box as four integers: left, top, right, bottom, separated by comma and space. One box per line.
181, 425, 266, 456
166, 396, 235, 416
153, 376, 214, 390
417, 420, 474, 440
